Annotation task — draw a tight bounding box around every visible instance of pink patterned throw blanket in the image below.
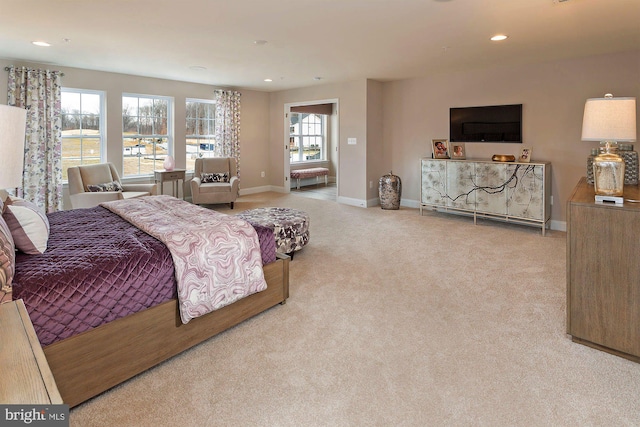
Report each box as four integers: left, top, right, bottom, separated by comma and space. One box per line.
101, 196, 267, 324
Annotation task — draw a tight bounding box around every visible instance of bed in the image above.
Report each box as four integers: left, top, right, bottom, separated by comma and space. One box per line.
7, 195, 290, 407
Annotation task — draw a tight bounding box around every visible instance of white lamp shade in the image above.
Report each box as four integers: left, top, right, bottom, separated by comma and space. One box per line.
0, 104, 27, 189
581, 96, 637, 142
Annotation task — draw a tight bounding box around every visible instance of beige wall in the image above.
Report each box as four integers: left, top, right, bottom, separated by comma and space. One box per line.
366, 79, 384, 202
381, 50, 640, 227
268, 80, 389, 205
266, 51, 639, 223
265, 50, 639, 223
269, 79, 368, 204
3, 49, 639, 223
0, 59, 271, 208
239, 89, 271, 189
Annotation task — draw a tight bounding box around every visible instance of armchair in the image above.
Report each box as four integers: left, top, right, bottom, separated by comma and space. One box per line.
190, 157, 239, 208
68, 163, 157, 209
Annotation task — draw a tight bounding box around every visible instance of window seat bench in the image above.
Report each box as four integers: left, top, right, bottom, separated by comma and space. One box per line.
290, 167, 329, 189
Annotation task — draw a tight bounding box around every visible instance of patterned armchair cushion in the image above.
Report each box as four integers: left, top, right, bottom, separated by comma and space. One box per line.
87, 181, 124, 192
2, 197, 50, 255
201, 172, 230, 183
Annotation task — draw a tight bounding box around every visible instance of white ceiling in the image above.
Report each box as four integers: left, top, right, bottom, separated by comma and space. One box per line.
1, 0, 638, 92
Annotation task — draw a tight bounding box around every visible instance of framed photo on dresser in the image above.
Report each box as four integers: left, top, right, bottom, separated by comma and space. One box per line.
432, 139, 449, 159
451, 143, 466, 160
519, 147, 532, 163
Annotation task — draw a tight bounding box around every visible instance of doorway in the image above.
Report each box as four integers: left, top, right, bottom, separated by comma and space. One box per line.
283, 99, 339, 198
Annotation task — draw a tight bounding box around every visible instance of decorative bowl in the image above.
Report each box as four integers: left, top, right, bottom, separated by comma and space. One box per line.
492, 154, 516, 162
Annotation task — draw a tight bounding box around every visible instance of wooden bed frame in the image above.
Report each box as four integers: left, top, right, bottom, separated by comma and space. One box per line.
43, 254, 290, 408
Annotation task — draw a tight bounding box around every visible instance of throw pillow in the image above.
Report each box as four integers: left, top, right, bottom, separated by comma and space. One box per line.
201, 172, 230, 183
87, 181, 124, 192
2, 197, 50, 254
0, 215, 15, 300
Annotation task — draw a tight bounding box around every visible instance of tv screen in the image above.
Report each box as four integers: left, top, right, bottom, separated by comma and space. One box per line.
450, 104, 522, 143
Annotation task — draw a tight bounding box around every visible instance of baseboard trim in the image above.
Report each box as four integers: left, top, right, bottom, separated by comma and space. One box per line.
549, 220, 566, 232
337, 196, 367, 208
401, 199, 421, 209
237, 190, 567, 231
240, 185, 275, 196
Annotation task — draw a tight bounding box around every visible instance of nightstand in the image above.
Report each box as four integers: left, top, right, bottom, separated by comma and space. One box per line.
0, 299, 63, 404
154, 169, 186, 198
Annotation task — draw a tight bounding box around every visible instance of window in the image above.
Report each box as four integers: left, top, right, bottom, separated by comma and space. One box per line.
122, 94, 173, 176
289, 113, 326, 163
186, 98, 216, 171
61, 88, 105, 180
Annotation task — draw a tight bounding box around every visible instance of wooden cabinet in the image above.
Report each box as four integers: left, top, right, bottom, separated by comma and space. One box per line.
420, 158, 551, 234
0, 299, 63, 403
566, 178, 640, 362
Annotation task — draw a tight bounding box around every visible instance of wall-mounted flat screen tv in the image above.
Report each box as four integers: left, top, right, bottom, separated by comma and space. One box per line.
450, 104, 522, 143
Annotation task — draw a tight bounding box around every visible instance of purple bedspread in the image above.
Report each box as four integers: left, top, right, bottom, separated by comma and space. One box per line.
13, 206, 176, 346
12, 206, 276, 347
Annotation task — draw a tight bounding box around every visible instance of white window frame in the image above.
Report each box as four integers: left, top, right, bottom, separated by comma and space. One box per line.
186, 98, 216, 172
289, 112, 327, 164
122, 93, 174, 177
61, 88, 106, 181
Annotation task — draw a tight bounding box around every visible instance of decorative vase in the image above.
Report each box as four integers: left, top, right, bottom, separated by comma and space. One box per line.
163, 155, 175, 171
379, 171, 402, 210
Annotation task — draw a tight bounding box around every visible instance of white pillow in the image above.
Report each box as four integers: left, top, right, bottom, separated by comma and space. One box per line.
0, 215, 15, 301
2, 197, 50, 254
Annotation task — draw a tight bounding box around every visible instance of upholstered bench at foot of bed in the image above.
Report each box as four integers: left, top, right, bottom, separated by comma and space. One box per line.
236, 207, 309, 259
290, 167, 329, 190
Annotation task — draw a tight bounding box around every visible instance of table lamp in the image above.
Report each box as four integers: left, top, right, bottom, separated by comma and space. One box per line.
581, 94, 637, 200
0, 104, 27, 199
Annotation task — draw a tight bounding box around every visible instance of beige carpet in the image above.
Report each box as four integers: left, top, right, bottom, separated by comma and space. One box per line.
70, 192, 640, 426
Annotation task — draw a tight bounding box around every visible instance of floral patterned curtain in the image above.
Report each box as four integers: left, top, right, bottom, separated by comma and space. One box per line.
213, 89, 241, 179
7, 66, 63, 212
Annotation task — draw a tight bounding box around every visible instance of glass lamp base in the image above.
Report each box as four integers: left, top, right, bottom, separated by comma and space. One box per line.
593, 145, 625, 197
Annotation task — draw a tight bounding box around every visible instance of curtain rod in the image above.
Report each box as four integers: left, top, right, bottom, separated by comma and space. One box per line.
4, 66, 64, 76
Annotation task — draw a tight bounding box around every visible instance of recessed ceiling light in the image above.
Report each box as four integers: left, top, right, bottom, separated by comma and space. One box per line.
264, 78, 273, 82
313, 77, 323, 81
32, 41, 51, 47
490, 35, 508, 41
254, 40, 268, 46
